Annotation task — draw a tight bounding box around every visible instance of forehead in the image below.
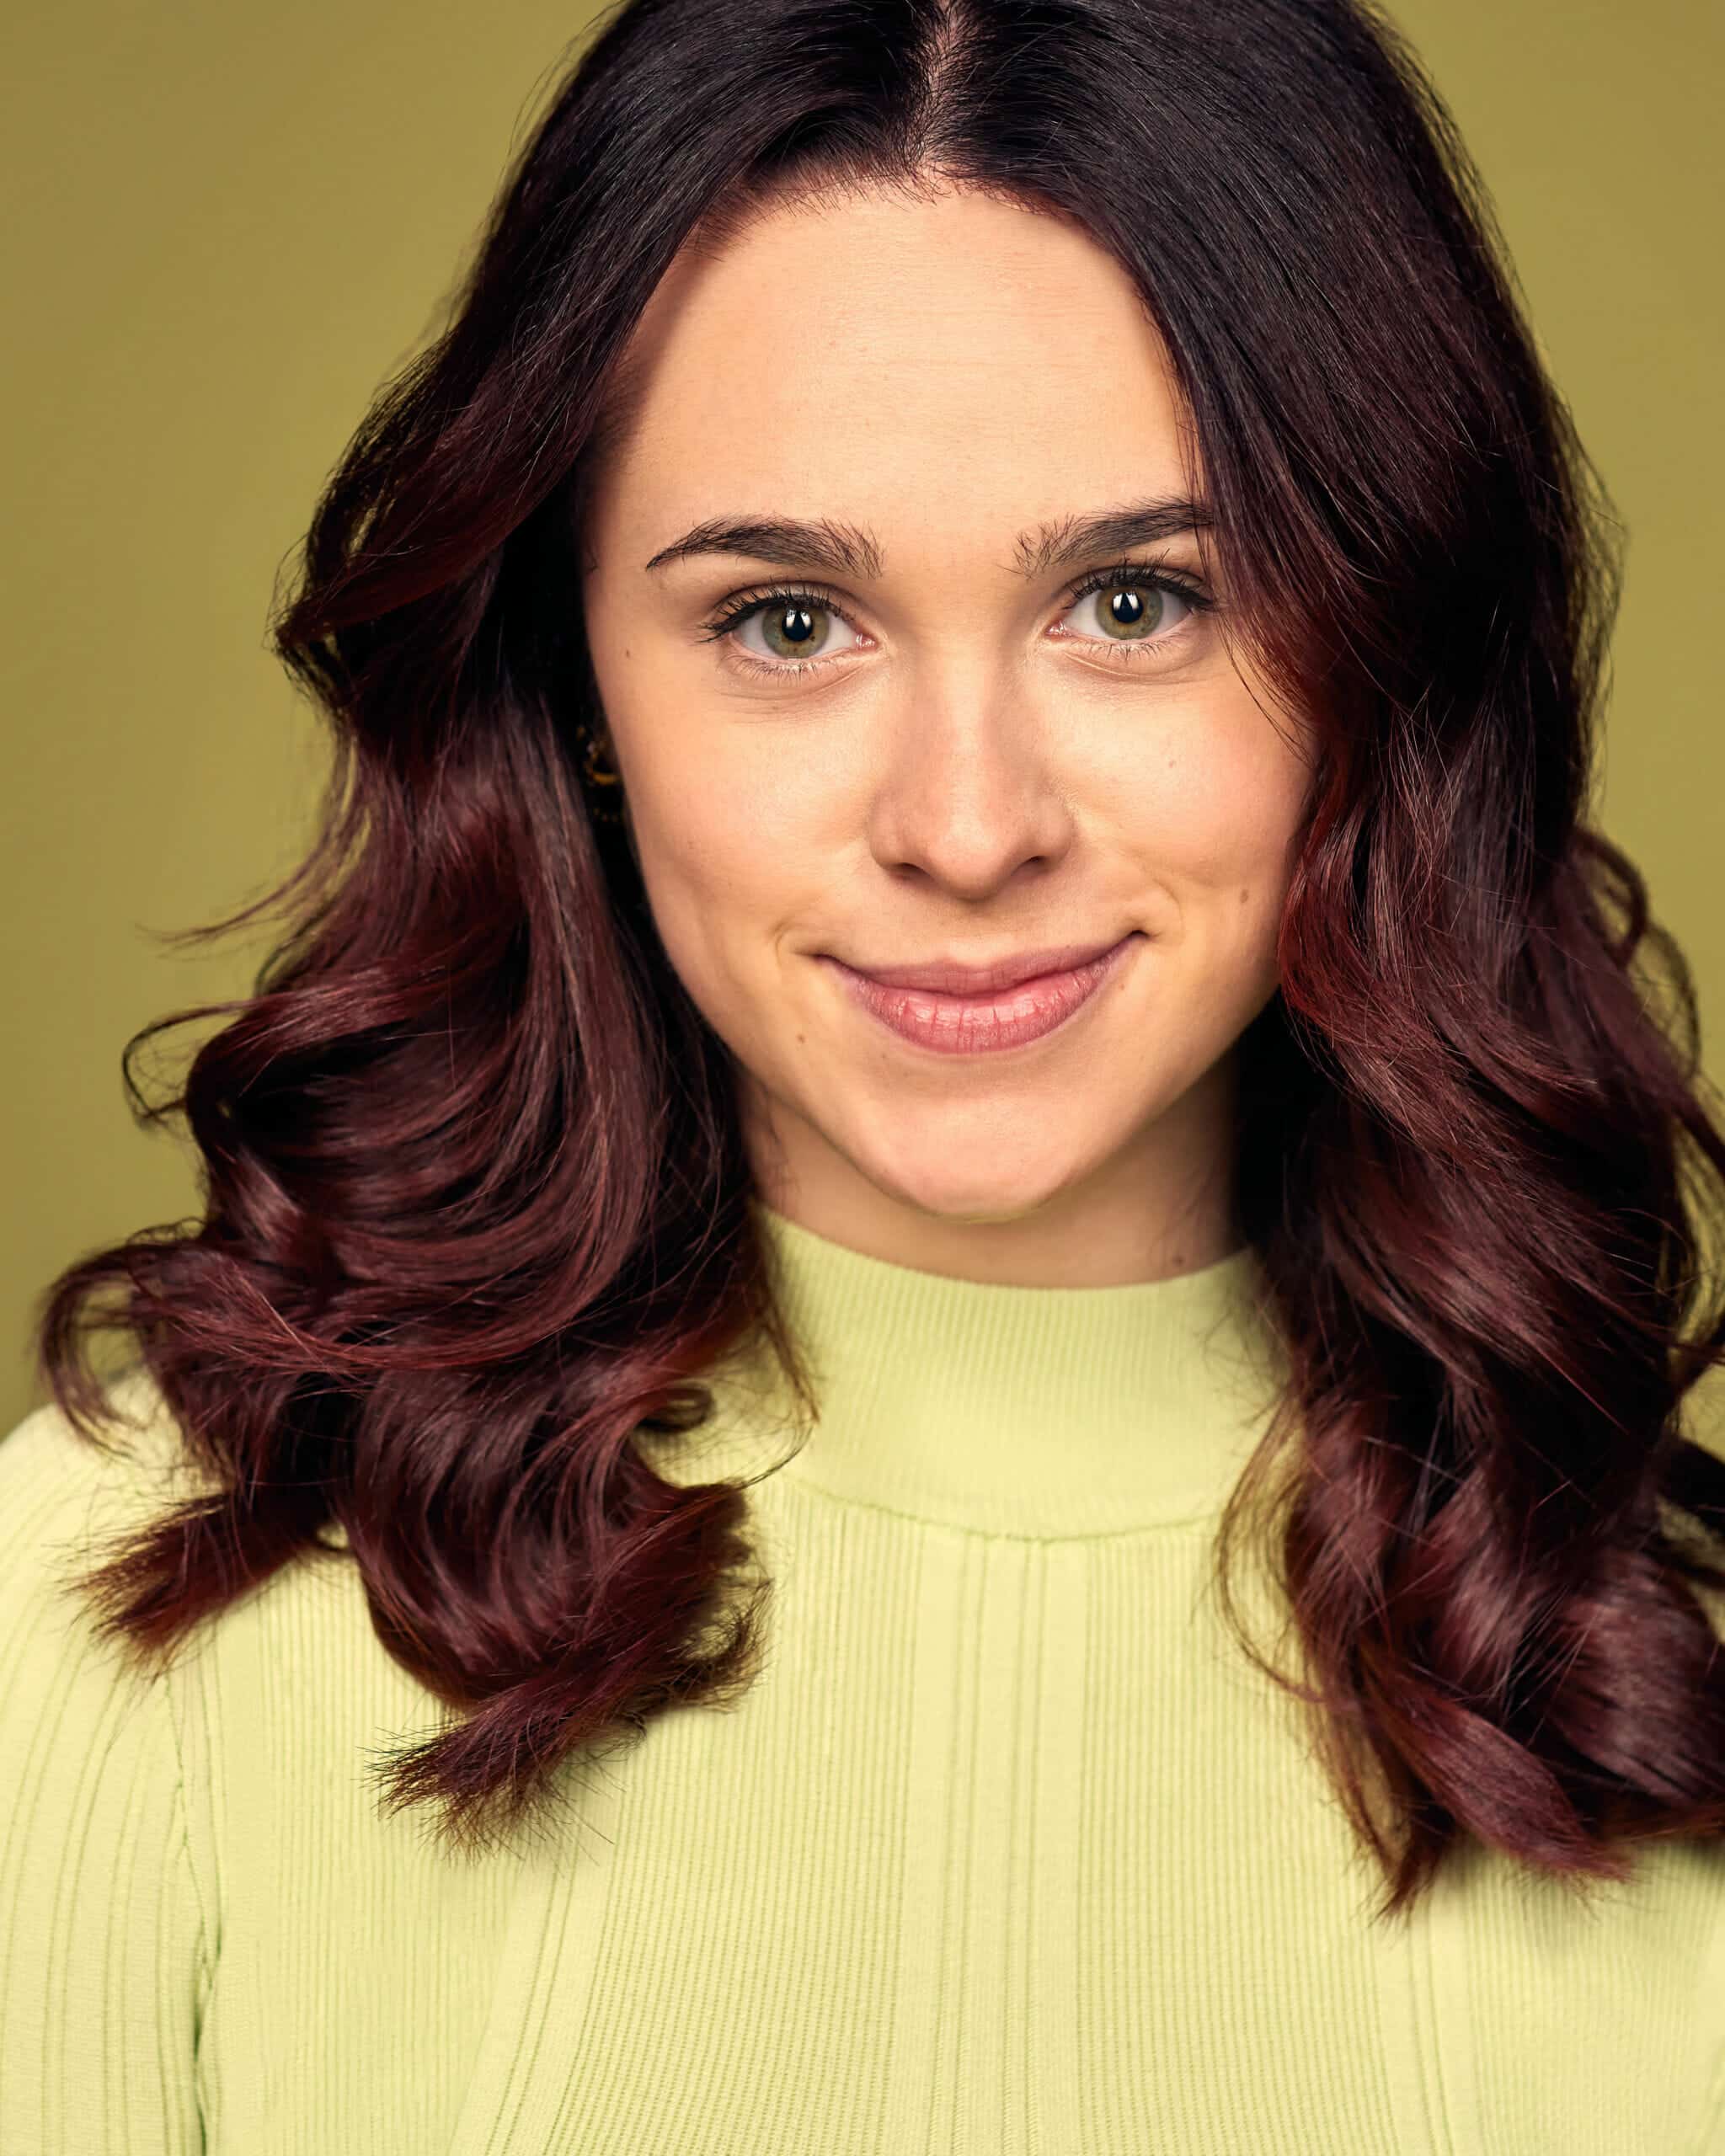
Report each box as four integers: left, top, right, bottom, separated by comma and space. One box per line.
589, 185, 1196, 548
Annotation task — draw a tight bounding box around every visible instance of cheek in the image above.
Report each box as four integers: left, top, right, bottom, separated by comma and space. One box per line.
1109, 718, 1307, 1011
1119, 724, 1307, 896
623, 749, 795, 998
621, 697, 854, 929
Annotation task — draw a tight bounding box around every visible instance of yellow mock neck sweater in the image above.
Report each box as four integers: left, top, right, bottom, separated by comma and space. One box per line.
3, 1201, 1722, 2154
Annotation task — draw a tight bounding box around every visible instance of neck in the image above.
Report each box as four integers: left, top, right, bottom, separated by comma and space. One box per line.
639, 1200, 1290, 1539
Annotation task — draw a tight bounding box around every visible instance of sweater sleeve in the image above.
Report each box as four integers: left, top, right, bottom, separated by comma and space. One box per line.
0, 1391, 210, 2154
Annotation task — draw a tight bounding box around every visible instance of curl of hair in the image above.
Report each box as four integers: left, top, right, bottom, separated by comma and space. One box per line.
35, 0, 1725, 1919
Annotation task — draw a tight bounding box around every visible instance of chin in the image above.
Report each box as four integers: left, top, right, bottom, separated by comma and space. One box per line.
869, 1154, 1084, 1228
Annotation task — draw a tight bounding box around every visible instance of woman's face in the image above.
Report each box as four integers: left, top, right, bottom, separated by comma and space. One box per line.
580, 182, 1314, 1273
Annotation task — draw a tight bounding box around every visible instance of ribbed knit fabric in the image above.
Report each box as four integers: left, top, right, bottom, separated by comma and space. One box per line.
3, 1199, 1723, 2153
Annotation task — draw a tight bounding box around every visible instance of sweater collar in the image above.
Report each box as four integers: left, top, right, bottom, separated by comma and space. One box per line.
659, 1201, 1289, 1540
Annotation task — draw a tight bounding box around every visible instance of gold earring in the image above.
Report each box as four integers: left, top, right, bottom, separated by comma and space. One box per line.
576, 721, 624, 823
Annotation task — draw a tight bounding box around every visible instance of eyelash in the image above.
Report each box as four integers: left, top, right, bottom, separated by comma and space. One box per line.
697, 558, 1216, 680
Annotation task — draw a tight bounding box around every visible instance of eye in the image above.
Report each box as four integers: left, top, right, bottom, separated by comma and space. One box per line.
703, 589, 866, 676
1054, 563, 1210, 663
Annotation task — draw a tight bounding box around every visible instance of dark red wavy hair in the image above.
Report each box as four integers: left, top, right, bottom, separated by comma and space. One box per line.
33, 0, 1725, 1920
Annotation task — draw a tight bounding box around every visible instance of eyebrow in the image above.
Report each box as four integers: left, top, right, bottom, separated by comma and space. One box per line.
641, 494, 1213, 581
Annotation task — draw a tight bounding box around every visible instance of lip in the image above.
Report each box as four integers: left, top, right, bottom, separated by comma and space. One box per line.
837, 938, 1129, 995
819, 933, 1140, 1056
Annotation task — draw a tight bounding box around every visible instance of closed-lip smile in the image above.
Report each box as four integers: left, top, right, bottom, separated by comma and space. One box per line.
817, 934, 1140, 1056
840, 938, 1130, 996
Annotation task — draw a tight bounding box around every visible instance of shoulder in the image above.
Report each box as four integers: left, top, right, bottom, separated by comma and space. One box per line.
0, 1366, 216, 1838
0, 1369, 232, 1797
0, 1371, 214, 1626
0, 1378, 211, 2145
1, 1366, 200, 1491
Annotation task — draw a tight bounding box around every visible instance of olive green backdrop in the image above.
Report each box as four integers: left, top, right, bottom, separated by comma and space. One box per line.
3, 3, 1720, 1429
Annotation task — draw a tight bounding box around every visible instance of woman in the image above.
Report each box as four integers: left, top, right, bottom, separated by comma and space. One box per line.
5, 0, 1724, 2148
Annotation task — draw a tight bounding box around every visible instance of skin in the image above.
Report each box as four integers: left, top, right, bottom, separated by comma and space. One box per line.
579, 180, 1315, 1288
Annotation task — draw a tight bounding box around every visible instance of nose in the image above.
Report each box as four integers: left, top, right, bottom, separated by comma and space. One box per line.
865, 670, 1077, 900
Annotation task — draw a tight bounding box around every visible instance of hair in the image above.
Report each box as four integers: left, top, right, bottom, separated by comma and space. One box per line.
32, 0, 1725, 1922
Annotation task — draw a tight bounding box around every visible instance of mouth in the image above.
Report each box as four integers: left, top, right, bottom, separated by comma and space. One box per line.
817, 933, 1140, 1057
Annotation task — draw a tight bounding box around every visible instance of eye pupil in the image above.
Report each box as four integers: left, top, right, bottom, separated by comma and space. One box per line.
758, 601, 825, 659
1094, 581, 1168, 641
